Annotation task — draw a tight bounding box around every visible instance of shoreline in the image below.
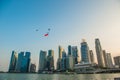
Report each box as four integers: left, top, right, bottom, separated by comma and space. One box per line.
0, 72, 120, 74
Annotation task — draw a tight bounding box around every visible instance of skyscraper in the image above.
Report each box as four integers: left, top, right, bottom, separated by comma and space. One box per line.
103, 50, 107, 67
30, 63, 36, 73
89, 50, 94, 63
15, 52, 24, 72
38, 50, 47, 72
68, 45, 72, 55
62, 50, 67, 58
15, 52, 31, 72
81, 40, 90, 63
21, 52, 31, 72
57, 46, 64, 70
114, 56, 120, 68
106, 53, 113, 68
66, 55, 74, 70
103, 50, 113, 68
58, 46, 63, 59
47, 50, 54, 71
48, 49, 54, 57
95, 38, 105, 67
8, 51, 17, 72
57, 58, 61, 70
72, 46, 78, 64
61, 50, 67, 70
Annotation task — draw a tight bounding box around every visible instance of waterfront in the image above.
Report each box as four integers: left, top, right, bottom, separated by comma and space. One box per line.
0, 73, 120, 80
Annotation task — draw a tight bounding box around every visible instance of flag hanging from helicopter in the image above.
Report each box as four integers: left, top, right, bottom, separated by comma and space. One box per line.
35, 28, 51, 37
44, 28, 50, 37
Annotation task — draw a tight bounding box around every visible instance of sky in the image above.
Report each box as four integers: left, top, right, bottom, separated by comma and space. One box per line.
0, 0, 120, 71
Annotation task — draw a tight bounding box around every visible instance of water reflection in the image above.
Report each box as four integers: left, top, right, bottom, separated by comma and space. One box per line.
0, 73, 120, 80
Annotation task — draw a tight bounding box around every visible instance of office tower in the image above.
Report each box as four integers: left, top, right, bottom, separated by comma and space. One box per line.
68, 45, 72, 55
114, 56, 120, 68
81, 40, 90, 63
15, 52, 24, 72
103, 50, 113, 68
38, 50, 47, 72
103, 50, 107, 67
15, 52, 31, 72
57, 46, 64, 70
61, 58, 66, 71
106, 53, 113, 68
48, 49, 54, 57
103, 50, 108, 67
72, 46, 78, 64
66, 55, 74, 70
61, 50, 67, 70
89, 50, 94, 63
62, 50, 67, 58
30, 63, 36, 73
8, 51, 18, 72
47, 50, 54, 71
58, 46, 63, 59
21, 52, 31, 72
95, 38, 105, 67
57, 58, 61, 70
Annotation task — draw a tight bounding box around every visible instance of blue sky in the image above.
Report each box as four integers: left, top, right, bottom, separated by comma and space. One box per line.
0, 0, 120, 71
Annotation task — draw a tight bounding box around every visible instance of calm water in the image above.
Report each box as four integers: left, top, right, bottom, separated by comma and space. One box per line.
0, 73, 120, 80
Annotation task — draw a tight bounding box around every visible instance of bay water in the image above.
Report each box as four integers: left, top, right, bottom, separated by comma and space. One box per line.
0, 73, 120, 80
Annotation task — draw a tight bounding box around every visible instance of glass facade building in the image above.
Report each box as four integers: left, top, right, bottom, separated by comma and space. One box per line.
15, 52, 24, 72
89, 50, 94, 63
8, 51, 17, 72
68, 45, 72, 55
58, 46, 64, 59
47, 50, 54, 71
72, 46, 78, 64
38, 50, 47, 72
81, 41, 90, 63
30, 63, 36, 73
95, 38, 105, 67
61, 50, 67, 70
66, 55, 74, 70
15, 52, 31, 72
114, 56, 120, 68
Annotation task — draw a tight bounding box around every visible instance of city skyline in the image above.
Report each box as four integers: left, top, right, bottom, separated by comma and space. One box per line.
7, 38, 120, 73
5, 38, 120, 72
0, 0, 120, 71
